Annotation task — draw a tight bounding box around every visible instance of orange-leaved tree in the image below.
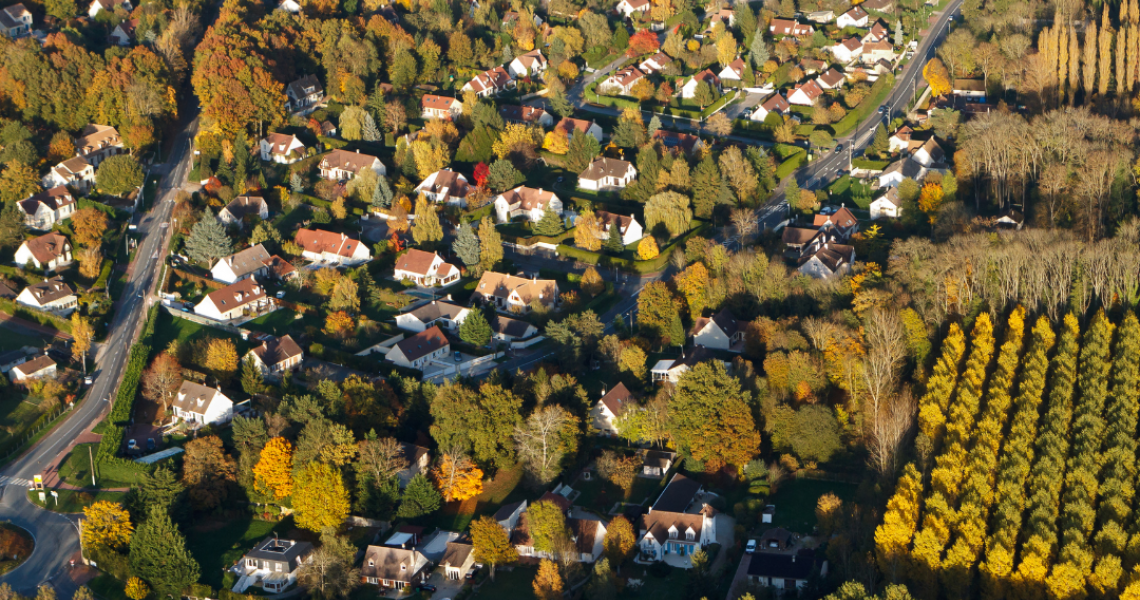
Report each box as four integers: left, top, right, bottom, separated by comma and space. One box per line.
923, 58, 953, 97
432, 454, 484, 502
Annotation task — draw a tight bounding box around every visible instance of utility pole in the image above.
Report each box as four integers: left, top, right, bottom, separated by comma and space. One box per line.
88, 445, 96, 487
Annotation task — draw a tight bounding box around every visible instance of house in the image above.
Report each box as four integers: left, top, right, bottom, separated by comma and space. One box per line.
195, 278, 273, 322
397, 443, 431, 487
16, 278, 76, 316
14, 233, 72, 272
831, 37, 863, 63
782, 226, 834, 255
787, 80, 824, 106
10, 355, 56, 383
19, 187, 75, 231
640, 52, 673, 74
440, 541, 475, 580
421, 95, 463, 120
578, 157, 637, 192
285, 75, 324, 115
554, 117, 604, 143
798, 242, 856, 279
836, 5, 869, 28
878, 157, 927, 188
462, 66, 514, 98
318, 149, 385, 181
653, 130, 704, 154
769, 18, 814, 37
494, 500, 527, 533
320, 121, 337, 137
861, 40, 896, 64
233, 537, 314, 593
805, 9, 835, 23
490, 315, 539, 342
750, 93, 790, 122
473, 271, 559, 313
511, 512, 555, 560
498, 105, 553, 127
385, 326, 450, 370
211, 245, 275, 284
596, 210, 644, 245
616, 0, 650, 17
590, 382, 632, 436
0, 349, 32, 374
870, 187, 902, 220
493, 186, 562, 223
502, 10, 542, 27
997, 208, 1025, 230
705, 8, 735, 31
75, 124, 125, 168
263, 255, 297, 282
0, 4, 31, 38
361, 546, 430, 590
861, 0, 895, 11
864, 19, 889, 43
293, 228, 372, 265
43, 157, 95, 191
691, 308, 744, 352
718, 57, 746, 82
912, 137, 945, 167
109, 19, 138, 45
640, 450, 676, 478
259, 133, 305, 164
888, 125, 913, 153
799, 58, 827, 76
277, 0, 300, 12
637, 474, 718, 565
245, 335, 304, 378
568, 518, 607, 563
508, 49, 548, 79
650, 347, 726, 383
953, 78, 987, 100
173, 381, 234, 426
0, 281, 15, 300
415, 169, 472, 206
817, 68, 846, 90
218, 195, 269, 228
393, 249, 460, 287
747, 549, 828, 591
88, 0, 131, 18
601, 67, 646, 96
681, 69, 722, 99
395, 300, 470, 333
813, 205, 860, 239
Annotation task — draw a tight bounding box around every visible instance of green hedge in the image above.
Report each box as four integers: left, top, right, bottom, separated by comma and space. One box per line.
700, 90, 738, 118
831, 74, 894, 138
93, 259, 114, 291
584, 82, 643, 109
556, 221, 711, 274
78, 198, 123, 221
94, 304, 159, 482
0, 297, 72, 334
776, 149, 807, 179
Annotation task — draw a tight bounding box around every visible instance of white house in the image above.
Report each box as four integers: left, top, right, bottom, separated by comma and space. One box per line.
870, 187, 902, 220
415, 169, 471, 206
769, 18, 814, 37
277, 0, 300, 11
461, 66, 514, 98
640, 450, 675, 478
639, 52, 673, 74
259, 133, 305, 164
490, 315, 538, 342
88, 0, 131, 18
568, 518, 607, 564
596, 210, 643, 245
889, 126, 915, 153
218, 195, 269, 228
912, 137, 946, 167
590, 382, 632, 436
473, 271, 559, 313
797, 242, 855, 279
578, 157, 637, 192
285, 75, 324, 115
421, 95, 464, 120
361, 546, 431, 590
813, 206, 860, 240
637, 474, 718, 566
690, 308, 744, 352
650, 347, 727, 384
395, 299, 470, 333
14, 232, 72, 272
211, 244, 274, 284
385, 325, 450, 370
293, 228, 372, 266
601, 67, 646, 96
18, 187, 75, 231
393, 249, 460, 287
9, 355, 56, 383
805, 10, 835, 23
172, 381, 234, 427
244, 335, 304, 378
43, 157, 95, 191
747, 550, 828, 591
440, 543, 475, 581
836, 5, 869, 28
508, 49, 547, 79
74, 124, 126, 167
0, 4, 32, 39
787, 80, 824, 106
878, 157, 927, 188
233, 538, 314, 594
493, 186, 562, 223
194, 277, 273, 322
861, 40, 896, 65
109, 19, 138, 46
318, 149, 385, 181
681, 69, 722, 99
953, 78, 987, 100
16, 278, 77, 316
616, 0, 650, 17
817, 68, 846, 90
864, 20, 889, 43
830, 37, 863, 63
751, 93, 791, 122
554, 117, 604, 144
705, 8, 735, 31
718, 57, 746, 83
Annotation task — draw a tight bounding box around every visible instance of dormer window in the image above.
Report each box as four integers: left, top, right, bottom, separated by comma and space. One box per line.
368, 560, 374, 567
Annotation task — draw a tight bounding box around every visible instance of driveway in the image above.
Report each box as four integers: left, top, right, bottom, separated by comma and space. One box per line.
725, 552, 752, 600
421, 568, 468, 599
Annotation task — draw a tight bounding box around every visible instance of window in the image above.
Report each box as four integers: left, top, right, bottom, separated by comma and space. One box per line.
275, 563, 282, 572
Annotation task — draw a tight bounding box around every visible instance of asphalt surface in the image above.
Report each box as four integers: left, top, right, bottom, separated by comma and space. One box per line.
0, 114, 195, 597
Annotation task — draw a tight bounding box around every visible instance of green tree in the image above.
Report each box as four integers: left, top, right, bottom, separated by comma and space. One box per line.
397, 473, 442, 518
453, 223, 481, 269
668, 362, 761, 471
411, 196, 443, 245
533, 204, 564, 236
460, 310, 493, 347
478, 217, 503, 272
470, 515, 518, 580
691, 155, 722, 218
637, 281, 682, 345
389, 50, 419, 91
0, 161, 41, 203
870, 124, 890, 157
527, 500, 568, 554
693, 82, 714, 109
749, 30, 769, 70
185, 214, 233, 265
129, 507, 201, 599
644, 191, 693, 238
585, 558, 618, 600
96, 155, 145, 196
128, 467, 187, 522
430, 381, 521, 467
612, 25, 629, 50
605, 221, 624, 254
372, 176, 394, 209
241, 356, 266, 395
486, 159, 524, 192
565, 130, 601, 173
293, 462, 351, 532
45, 0, 76, 21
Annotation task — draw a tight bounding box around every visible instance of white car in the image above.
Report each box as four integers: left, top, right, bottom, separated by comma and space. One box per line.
746, 539, 757, 554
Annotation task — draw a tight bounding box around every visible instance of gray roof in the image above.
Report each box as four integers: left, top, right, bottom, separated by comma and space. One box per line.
286, 74, 323, 100
494, 500, 526, 522
747, 549, 820, 580
407, 301, 468, 323
580, 157, 633, 181
22, 278, 74, 306
215, 244, 272, 280
439, 541, 473, 569
643, 450, 676, 470
490, 315, 533, 338
245, 537, 314, 569
173, 381, 229, 416
652, 473, 702, 513
361, 546, 430, 582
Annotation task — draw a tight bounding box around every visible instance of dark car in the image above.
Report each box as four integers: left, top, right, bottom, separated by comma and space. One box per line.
146, 438, 156, 451
416, 584, 437, 592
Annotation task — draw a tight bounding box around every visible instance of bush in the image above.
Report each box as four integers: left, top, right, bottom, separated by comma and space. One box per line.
648, 561, 671, 578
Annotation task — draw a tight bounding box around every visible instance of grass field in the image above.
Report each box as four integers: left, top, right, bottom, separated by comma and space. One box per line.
27, 489, 127, 513
473, 565, 537, 599
56, 442, 99, 488
768, 479, 859, 532
0, 327, 52, 353
151, 311, 254, 356
573, 476, 662, 511
422, 465, 526, 532
621, 564, 694, 599
185, 515, 296, 588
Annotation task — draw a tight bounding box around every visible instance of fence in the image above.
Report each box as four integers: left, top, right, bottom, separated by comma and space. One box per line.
162, 305, 248, 336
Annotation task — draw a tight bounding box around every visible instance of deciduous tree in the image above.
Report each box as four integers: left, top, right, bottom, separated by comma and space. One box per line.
182, 435, 236, 510
514, 405, 579, 484
72, 208, 108, 248
668, 361, 761, 470
96, 155, 144, 196
432, 454, 484, 502
254, 437, 294, 499
293, 462, 351, 532
470, 515, 517, 580
533, 559, 563, 600
81, 501, 132, 551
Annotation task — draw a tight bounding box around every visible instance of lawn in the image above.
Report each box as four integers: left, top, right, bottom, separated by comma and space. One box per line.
421, 465, 526, 532
827, 175, 875, 210
151, 310, 254, 356
768, 479, 859, 533
185, 515, 296, 589
56, 442, 99, 488
622, 564, 693, 599
473, 565, 537, 599
244, 309, 304, 337
89, 574, 130, 600
0, 326, 52, 353
27, 489, 127, 513
574, 475, 663, 512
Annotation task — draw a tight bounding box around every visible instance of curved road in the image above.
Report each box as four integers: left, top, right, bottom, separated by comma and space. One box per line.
0, 115, 195, 597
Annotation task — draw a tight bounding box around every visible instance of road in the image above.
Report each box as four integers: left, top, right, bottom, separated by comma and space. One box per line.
0, 114, 196, 597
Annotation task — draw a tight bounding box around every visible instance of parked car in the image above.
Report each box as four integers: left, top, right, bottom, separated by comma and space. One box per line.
416, 584, 437, 593
466, 565, 482, 580
454, 351, 462, 362
746, 539, 757, 554
127, 439, 138, 451
146, 438, 156, 451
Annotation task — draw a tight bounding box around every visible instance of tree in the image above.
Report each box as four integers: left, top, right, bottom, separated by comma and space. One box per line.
638, 281, 682, 345
478, 217, 503, 272
470, 515, 517, 581
574, 210, 603, 251
397, 473, 442, 519
605, 220, 624, 254
96, 155, 144, 196
528, 500, 569, 555
669, 362, 761, 471
604, 516, 637, 566
182, 435, 236, 510
486, 159, 524, 192
706, 113, 733, 137
452, 223, 481, 270
142, 353, 180, 415
296, 535, 359, 600
923, 57, 952, 96
460, 310, 492, 347
185, 214, 232, 265
293, 462, 351, 532
71, 314, 93, 374
644, 192, 693, 238
534, 204, 564, 236
918, 182, 944, 226
533, 559, 563, 600
129, 507, 200, 599
694, 81, 715, 109
432, 454, 484, 502
870, 124, 890, 157
585, 558, 618, 600
580, 267, 605, 297
515, 405, 578, 484
810, 129, 835, 153
81, 501, 132, 551
124, 578, 148, 600
0, 162, 39, 203
45, 0, 76, 20
78, 246, 102, 278
750, 29, 769, 69
129, 467, 187, 521
204, 338, 239, 381
72, 208, 108, 248
241, 356, 266, 395
411, 196, 443, 245
674, 262, 709, 317
628, 30, 660, 57
596, 450, 639, 493
254, 437, 294, 499
372, 176, 394, 209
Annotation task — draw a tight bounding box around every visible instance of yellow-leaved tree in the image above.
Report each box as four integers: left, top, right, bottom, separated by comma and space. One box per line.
204, 338, 238, 381
253, 437, 294, 499
124, 578, 149, 600
923, 57, 953, 97
292, 462, 350, 532
81, 500, 133, 551
432, 454, 484, 502
637, 236, 659, 260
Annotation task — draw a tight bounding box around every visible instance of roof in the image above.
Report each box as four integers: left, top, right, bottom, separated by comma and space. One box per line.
439, 542, 473, 569
652, 473, 702, 513
251, 335, 303, 366
869, 20, 888, 38
466, 66, 512, 94
0, 4, 29, 30
14, 355, 55, 376
394, 326, 449, 362
261, 133, 303, 156
474, 271, 559, 307
286, 74, 323, 100
407, 300, 468, 323
265, 255, 295, 279
580, 158, 633, 181
490, 314, 534, 338
747, 549, 820, 580
892, 125, 912, 140
818, 68, 845, 88
621, 0, 650, 7
537, 491, 572, 512
723, 57, 745, 77
761, 527, 793, 546
74, 125, 121, 156
57, 156, 92, 177
114, 18, 138, 38
204, 277, 267, 313
293, 228, 365, 258
21, 277, 73, 305
596, 210, 634, 235
599, 382, 632, 416
401, 443, 430, 468
22, 232, 70, 265
319, 149, 380, 175
245, 537, 314, 565
173, 381, 229, 416
395, 249, 443, 277
690, 69, 721, 88
0, 280, 16, 299
876, 186, 900, 207
954, 78, 986, 92
499, 105, 549, 124
782, 226, 820, 245
641, 510, 707, 545
568, 518, 600, 555
496, 186, 557, 211
653, 129, 701, 152
222, 195, 266, 221
692, 307, 741, 338
643, 450, 675, 470
813, 206, 858, 229
555, 117, 598, 136
770, 18, 812, 35
361, 546, 429, 582
641, 52, 672, 70
882, 158, 924, 179
918, 137, 945, 162
762, 94, 790, 112
607, 66, 645, 88
513, 49, 547, 71
19, 186, 74, 217
842, 5, 868, 20
801, 243, 854, 271
422, 94, 460, 110
838, 37, 862, 52
494, 500, 526, 522
216, 244, 272, 279
792, 80, 823, 101
862, 0, 894, 9
417, 169, 470, 200
863, 40, 894, 53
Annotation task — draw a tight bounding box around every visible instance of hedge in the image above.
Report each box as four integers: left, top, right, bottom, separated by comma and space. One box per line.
78, 198, 124, 221
93, 259, 114, 291
776, 150, 807, 179
556, 221, 711, 274
94, 304, 159, 482
0, 297, 72, 334
831, 74, 894, 138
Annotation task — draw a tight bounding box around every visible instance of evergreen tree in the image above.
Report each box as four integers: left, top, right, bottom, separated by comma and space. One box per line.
185, 214, 233, 266
367, 85, 387, 124
870, 124, 890, 158
486, 159, 524, 192
647, 115, 662, 138
241, 356, 266, 396
460, 310, 492, 347
362, 114, 382, 142
453, 223, 481, 269
129, 508, 201, 599
356, 268, 383, 309
397, 473, 442, 519
412, 196, 444, 246
548, 89, 574, 117
533, 205, 564, 236
128, 467, 187, 523
750, 30, 769, 70
605, 221, 624, 254
373, 176, 394, 209
565, 130, 601, 173
478, 217, 503, 272
290, 173, 305, 194
895, 21, 904, 48
737, 3, 758, 47
612, 26, 629, 51
691, 156, 721, 218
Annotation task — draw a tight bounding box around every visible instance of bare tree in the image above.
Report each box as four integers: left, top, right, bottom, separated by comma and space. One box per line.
861, 309, 911, 477
866, 390, 917, 479
731, 208, 756, 245
514, 405, 577, 485
356, 436, 407, 483
296, 545, 360, 600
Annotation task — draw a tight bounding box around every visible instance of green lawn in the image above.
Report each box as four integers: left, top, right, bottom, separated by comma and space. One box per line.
244, 309, 304, 337
473, 566, 537, 599
56, 442, 98, 488
89, 574, 130, 600
768, 479, 859, 533
27, 489, 127, 513
621, 564, 693, 599
421, 465, 526, 532
185, 515, 295, 589
574, 475, 662, 512
0, 326, 52, 353
151, 311, 254, 356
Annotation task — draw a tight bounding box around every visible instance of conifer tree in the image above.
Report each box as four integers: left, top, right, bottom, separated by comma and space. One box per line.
605, 221, 624, 254
372, 176, 394, 209
129, 508, 201, 599
533, 205, 564, 237
241, 356, 266, 395
453, 222, 481, 270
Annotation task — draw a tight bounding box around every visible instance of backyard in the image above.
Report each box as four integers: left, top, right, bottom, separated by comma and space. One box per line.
151, 311, 255, 357
185, 513, 299, 589
422, 465, 526, 532
767, 478, 860, 533
573, 475, 664, 513
472, 565, 537, 599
